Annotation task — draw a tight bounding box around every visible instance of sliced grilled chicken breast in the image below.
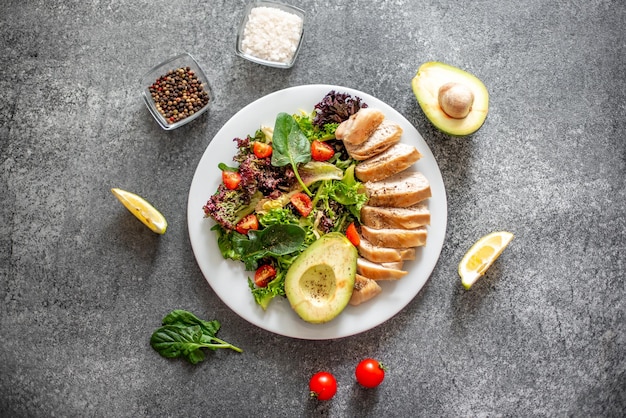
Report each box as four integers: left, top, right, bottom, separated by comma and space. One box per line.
335, 108, 385, 145
355, 143, 422, 182
358, 237, 417, 263
361, 225, 428, 248
356, 258, 408, 281
363, 171, 431, 207
360, 203, 430, 230
344, 119, 403, 160
349, 274, 383, 306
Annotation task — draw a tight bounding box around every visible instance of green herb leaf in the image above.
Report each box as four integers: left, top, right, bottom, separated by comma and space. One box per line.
294, 112, 337, 141
330, 165, 367, 220
213, 224, 241, 260
271, 112, 312, 195
218, 162, 239, 172
150, 324, 207, 364
238, 224, 307, 270
258, 208, 299, 227
150, 310, 242, 364
162, 310, 221, 336
299, 161, 344, 186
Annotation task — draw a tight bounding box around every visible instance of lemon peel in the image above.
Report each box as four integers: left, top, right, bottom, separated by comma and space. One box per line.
111, 188, 167, 234
458, 231, 513, 289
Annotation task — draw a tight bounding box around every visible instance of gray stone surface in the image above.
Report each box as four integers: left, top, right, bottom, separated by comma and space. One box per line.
1, 0, 625, 416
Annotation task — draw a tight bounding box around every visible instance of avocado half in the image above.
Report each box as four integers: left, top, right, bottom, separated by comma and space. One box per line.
285, 232, 358, 324
412, 62, 489, 136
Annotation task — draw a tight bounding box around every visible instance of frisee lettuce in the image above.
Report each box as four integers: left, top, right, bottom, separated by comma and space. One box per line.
294, 111, 338, 141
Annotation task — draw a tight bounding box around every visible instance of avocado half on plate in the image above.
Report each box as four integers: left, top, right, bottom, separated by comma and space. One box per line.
411, 61, 489, 136
284, 232, 358, 324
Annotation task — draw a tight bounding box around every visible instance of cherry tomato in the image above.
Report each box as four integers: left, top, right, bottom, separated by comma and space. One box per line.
290, 192, 313, 217
309, 371, 337, 401
346, 222, 360, 246
254, 264, 276, 287
222, 170, 241, 190
253, 141, 272, 158
235, 214, 259, 235
311, 140, 335, 162
355, 358, 386, 388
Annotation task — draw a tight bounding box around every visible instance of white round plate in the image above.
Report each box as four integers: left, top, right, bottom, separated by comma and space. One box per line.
187, 84, 447, 340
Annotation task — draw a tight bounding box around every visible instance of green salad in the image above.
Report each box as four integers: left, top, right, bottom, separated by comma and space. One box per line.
203, 91, 369, 309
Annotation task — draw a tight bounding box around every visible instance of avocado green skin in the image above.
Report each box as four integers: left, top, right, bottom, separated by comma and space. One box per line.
411, 61, 489, 137
285, 232, 358, 324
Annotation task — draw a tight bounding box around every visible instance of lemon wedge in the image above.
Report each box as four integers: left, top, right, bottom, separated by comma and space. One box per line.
111, 188, 168, 234
458, 231, 513, 289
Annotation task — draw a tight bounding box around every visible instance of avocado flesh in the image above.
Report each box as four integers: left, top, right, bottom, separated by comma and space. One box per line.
285, 232, 358, 324
412, 62, 489, 136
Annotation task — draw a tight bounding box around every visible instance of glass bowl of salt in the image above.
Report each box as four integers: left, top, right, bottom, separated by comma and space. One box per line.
235, 1, 305, 69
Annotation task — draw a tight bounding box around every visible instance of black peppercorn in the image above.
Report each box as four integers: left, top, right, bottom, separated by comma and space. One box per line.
148, 66, 209, 125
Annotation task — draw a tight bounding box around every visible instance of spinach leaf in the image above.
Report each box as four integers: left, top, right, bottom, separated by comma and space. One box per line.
150, 310, 242, 364
214, 222, 306, 270
237, 224, 307, 270
271, 112, 312, 195
150, 325, 208, 364
162, 309, 221, 335
218, 162, 238, 172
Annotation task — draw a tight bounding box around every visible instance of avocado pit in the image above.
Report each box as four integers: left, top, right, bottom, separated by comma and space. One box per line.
411, 61, 489, 136
438, 82, 474, 119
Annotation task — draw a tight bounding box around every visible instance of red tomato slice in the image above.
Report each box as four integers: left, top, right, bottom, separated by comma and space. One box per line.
253, 141, 272, 158
254, 264, 276, 287
311, 140, 335, 162
346, 222, 360, 246
222, 170, 241, 190
290, 192, 313, 217
235, 214, 259, 235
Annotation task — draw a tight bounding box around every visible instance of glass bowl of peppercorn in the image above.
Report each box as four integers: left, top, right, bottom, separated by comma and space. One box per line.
141, 53, 211, 130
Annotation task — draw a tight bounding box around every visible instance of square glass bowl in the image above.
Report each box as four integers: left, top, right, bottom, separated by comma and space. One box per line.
140, 53, 211, 130
235, 1, 305, 69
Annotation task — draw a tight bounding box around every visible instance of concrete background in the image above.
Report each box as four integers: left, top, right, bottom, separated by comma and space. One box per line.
1, 0, 624, 416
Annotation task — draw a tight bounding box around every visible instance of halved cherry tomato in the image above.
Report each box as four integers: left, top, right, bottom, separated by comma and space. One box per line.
290, 192, 313, 217
346, 222, 360, 246
311, 140, 335, 162
253, 141, 272, 158
254, 264, 276, 287
235, 214, 258, 235
222, 170, 241, 190
309, 371, 337, 401
355, 358, 386, 388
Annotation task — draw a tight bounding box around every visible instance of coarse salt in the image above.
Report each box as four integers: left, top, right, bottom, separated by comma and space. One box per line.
240, 6, 303, 64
